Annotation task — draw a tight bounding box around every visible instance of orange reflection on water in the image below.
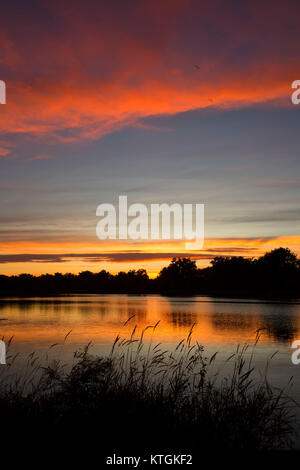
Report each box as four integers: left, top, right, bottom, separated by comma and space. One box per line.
1, 295, 300, 357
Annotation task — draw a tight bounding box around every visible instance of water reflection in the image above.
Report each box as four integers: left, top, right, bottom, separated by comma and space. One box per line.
1, 294, 300, 434
0, 295, 300, 351
166, 311, 197, 328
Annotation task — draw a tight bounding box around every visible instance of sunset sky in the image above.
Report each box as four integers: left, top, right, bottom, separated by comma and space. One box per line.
1, 0, 300, 276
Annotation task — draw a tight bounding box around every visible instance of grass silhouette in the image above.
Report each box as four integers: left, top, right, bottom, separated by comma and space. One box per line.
0, 322, 297, 454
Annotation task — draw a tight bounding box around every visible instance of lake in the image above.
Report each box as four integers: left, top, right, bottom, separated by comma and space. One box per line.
1, 294, 300, 426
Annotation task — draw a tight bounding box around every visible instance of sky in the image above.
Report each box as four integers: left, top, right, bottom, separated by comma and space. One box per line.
0, 0, 300, 277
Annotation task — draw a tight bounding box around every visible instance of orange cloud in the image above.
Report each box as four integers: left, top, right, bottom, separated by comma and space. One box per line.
0, 0, 299, 151
0, 71, 294, 150
1, 236, 300, 276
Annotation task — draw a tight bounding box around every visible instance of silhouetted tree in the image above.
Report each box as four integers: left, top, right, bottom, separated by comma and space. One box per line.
258, 247, 298, 269
0, 248, 299, 297
157, 257, 199, 292
209, 256, 254, 292
256, 247, 300, 294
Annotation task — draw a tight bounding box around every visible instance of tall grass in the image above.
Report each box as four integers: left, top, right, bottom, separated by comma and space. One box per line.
0, 322, 297, 452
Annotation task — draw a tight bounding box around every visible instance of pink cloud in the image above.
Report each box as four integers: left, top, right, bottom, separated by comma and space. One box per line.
27, 154, 53, 161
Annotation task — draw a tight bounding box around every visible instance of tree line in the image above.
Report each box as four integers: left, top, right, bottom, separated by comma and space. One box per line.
0, 247, 299, 298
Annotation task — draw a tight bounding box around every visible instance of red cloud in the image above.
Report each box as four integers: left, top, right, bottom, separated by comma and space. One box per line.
0, 0, 299, 146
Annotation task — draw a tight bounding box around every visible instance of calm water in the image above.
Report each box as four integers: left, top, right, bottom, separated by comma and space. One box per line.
1, 294, 300, 424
